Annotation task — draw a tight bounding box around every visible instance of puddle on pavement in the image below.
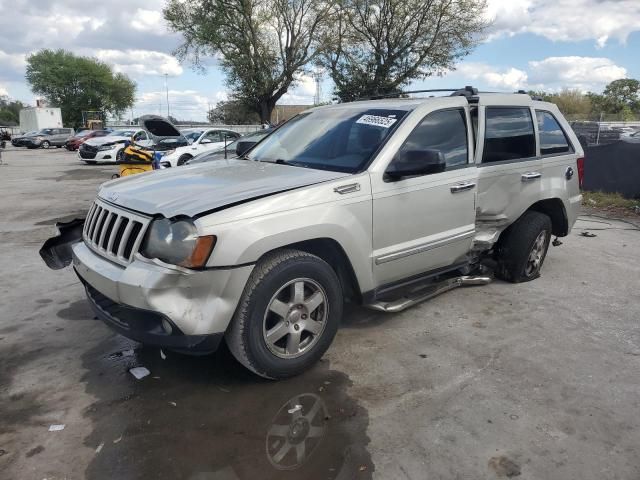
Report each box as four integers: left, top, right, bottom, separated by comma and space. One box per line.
81, 335, 373, 480
38, 168, 115, 183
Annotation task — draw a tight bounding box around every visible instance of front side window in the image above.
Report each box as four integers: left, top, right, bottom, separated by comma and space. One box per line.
247, 108, 408, 173
204, 131, 223, 142
393, 109, 469, 171
536, 111, 573, 156
483, 107, 536, 163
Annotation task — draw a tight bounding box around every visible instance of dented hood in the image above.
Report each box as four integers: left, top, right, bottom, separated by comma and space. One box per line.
98, 159, 350, 218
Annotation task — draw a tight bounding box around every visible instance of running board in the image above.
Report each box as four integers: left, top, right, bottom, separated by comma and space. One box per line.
366, 275, 492, 313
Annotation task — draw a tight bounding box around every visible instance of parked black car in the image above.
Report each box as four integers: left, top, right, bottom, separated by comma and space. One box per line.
11, 131, 39, 147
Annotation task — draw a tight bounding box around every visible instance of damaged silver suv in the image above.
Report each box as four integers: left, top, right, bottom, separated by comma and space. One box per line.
43, 88, 583, 379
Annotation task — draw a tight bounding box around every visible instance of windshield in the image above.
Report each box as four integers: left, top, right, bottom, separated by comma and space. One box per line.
112, 130, 136, 137
184, 130, 204, 142
247, 108, 408, 172
75, 130, 93, 138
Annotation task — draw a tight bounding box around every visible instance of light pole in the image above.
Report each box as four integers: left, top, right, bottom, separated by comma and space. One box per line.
164, 74, 170, 119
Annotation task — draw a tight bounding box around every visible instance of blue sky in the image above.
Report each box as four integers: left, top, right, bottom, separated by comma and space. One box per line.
1, 0, 639, 121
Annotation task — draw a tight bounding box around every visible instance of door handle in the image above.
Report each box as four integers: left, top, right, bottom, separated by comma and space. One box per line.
521, 172, 542, 182
450, 182, 476, 193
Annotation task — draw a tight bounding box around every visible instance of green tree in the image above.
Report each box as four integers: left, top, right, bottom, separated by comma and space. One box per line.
25, 49, 136, 127
164, 0, 333, 123
320, 0, 488, 101
207, 100, 261, 124
602, 79, 640, 113
0, 96, 27, 125
529, 89, 592, 116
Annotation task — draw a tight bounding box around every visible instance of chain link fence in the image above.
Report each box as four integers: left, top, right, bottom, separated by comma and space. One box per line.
567, 113, 640, 147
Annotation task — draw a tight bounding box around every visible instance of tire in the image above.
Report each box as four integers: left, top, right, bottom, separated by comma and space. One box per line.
495, 211, 552, 283
177, 154, 192, 166
116, 149, 125, 163
41, 141, 50, 149
226, 249, 343, 379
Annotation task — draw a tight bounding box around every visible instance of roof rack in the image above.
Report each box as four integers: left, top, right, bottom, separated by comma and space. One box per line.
356, 86, 480, 102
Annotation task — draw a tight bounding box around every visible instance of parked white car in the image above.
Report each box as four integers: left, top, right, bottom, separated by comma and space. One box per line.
160, 128, 241, 167
79, 129, 151, 164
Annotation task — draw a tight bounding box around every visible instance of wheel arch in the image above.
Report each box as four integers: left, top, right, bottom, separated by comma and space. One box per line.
527, 198, 569, 237
257, 238, 363, 304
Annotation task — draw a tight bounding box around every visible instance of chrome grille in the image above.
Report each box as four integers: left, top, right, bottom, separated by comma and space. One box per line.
83, 199, 151, 266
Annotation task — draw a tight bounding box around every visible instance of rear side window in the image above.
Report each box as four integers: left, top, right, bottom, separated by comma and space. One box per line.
399, 109, 469, 169
536, 111, 573, 156
483, 107, 536, 163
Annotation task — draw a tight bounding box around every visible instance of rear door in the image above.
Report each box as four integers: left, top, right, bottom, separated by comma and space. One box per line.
475, 104, 542, 230
371, 106, 478, 287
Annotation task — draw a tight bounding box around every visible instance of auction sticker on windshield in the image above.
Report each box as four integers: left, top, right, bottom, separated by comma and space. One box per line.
356, 115, 398, 128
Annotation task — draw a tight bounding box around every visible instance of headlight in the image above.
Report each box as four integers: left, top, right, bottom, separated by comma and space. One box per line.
159, 149, 176, 157
141, 218, 216, 268
98, 143, 116, 151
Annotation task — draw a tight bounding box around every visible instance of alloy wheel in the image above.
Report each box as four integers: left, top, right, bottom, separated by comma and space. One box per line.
262, 278, 328, 359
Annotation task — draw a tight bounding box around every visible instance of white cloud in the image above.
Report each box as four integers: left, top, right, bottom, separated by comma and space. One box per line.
0, 50, 27, 76
280, 74, 317, 104
528, 56, 627, 90
130, 9, 165, 32
134, 89, 214, 120
486, 0, 640, 46
0, 84, 8, 97
94, 49, 183, 77
451, 56, 626, 93
456, 63, 528, 90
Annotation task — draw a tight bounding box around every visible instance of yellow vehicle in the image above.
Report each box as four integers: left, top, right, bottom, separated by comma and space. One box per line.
116, 115, 187, 178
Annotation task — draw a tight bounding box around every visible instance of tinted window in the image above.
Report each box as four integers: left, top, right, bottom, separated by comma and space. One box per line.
483, 108, 535, 163
536, 111, 572, 155
395, 109, 469, 170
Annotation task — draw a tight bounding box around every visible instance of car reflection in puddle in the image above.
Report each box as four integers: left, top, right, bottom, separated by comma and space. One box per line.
80, 334, 372, 480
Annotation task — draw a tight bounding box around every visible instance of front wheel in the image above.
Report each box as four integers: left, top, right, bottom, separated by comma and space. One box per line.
177, 154, 192, 166
116, 149, 125, 163
226, 249, 343, 379
41, 140, 50, 149
495, 211, 552, 283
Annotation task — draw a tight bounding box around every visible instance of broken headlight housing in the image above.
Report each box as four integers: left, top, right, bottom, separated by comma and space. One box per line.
141, 218, 216, 269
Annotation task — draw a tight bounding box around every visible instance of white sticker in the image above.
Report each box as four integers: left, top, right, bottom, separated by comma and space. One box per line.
356, 115, 397, 128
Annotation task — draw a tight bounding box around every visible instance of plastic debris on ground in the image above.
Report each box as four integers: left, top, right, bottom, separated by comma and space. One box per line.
48, 424, 65, 432
95, 442, 104, 454
160, 349, 166, 360
287, 404, 303, 414
129, 366, 151, 380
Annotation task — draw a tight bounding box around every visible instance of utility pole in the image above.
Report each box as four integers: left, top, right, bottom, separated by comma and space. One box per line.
313, 72, 322, 106
164, 74, 170, 119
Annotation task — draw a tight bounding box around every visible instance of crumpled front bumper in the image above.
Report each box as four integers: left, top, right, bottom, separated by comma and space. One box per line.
72, 241, 254, 348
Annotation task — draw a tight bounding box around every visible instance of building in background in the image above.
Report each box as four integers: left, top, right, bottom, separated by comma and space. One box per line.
270, 105, 311, 125
19, 107, 63, 133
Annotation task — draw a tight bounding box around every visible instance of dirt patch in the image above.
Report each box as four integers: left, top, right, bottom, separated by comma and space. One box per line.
488, 456, 521, 477
81, 337, 373, 480
25, 445, 45, 458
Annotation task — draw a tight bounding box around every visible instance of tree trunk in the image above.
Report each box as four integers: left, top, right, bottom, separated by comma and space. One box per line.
258, 100, 275, 124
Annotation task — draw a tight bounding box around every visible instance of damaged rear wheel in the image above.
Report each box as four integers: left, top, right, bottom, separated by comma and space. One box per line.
495, 210, 552, 283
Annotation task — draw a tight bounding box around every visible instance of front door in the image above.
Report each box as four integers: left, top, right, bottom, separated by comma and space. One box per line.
371, 107, 478, 287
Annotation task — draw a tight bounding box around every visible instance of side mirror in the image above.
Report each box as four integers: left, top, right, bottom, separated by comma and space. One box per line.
236, 141, 256, 156
200, 138, 212, 144
385, 149, 446, 180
